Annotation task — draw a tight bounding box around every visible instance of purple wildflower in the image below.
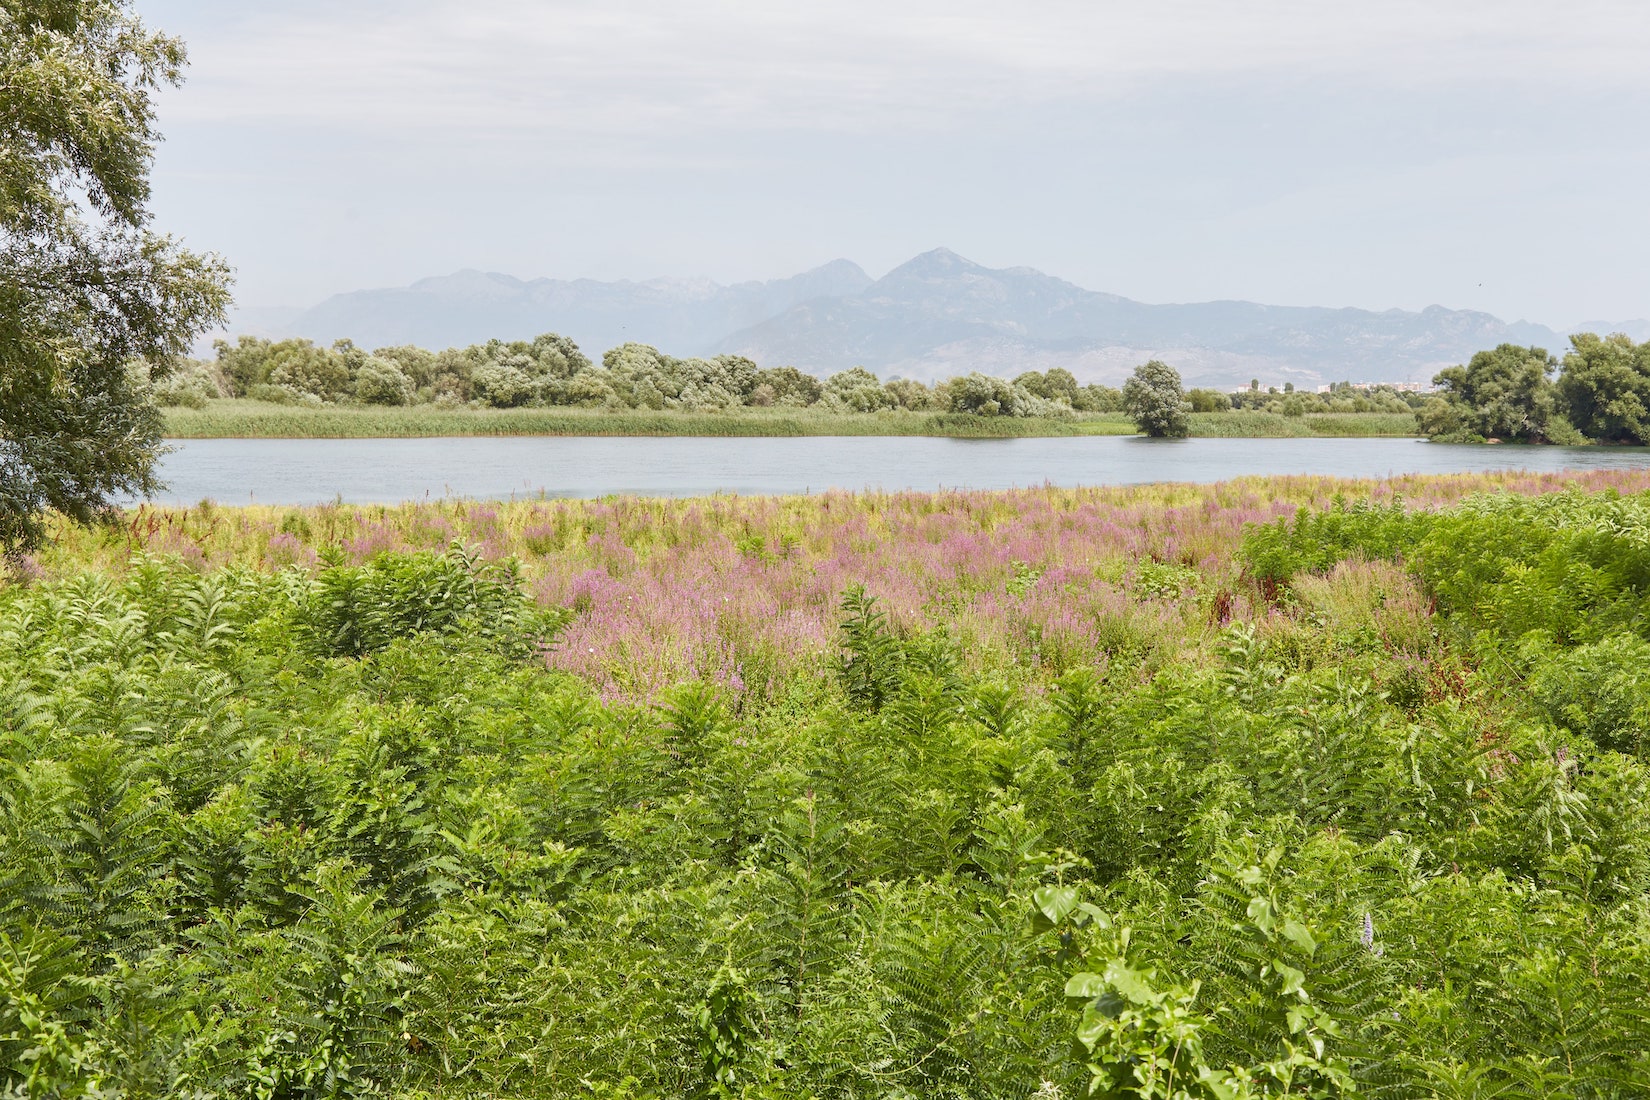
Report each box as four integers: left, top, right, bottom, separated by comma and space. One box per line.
1362, 913, 1383, 957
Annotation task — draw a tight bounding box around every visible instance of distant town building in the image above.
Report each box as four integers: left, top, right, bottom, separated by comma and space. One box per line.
1314, 382, 1433, 394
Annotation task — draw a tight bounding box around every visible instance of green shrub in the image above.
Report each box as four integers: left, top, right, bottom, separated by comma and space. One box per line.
1527, 633, 1650, 755
150, 361, 225, 408
1240, 497, 1422, 588
298, 544, 562, 659
1413, 491, 1650, 642
353, 357, 414, 406
1244, 489, 1650, 644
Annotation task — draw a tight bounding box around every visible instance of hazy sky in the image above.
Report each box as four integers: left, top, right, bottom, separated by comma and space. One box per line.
143, 0, 1650, 327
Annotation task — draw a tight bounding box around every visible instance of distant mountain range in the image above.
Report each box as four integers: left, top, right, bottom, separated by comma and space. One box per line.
233, 248, 1650, 389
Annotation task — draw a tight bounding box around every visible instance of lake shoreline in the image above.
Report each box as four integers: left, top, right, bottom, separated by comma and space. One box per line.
142, 435, 1650, 507
161, 400, 1419, 440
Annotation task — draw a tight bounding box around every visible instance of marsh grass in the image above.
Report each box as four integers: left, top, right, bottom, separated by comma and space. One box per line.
162, 401, 1418, 439
162, 401, 1140, 439
1189, 410, 1418, 437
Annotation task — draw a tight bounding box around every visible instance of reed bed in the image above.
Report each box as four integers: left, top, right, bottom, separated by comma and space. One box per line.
1189, 410, 1419, 437
162, 401, 1140, 439
162, 401, 1420, 439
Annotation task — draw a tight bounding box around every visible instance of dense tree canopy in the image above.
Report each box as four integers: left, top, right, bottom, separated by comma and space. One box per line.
1557, 333, 1650, 445
1427, 343, 1561, 442
0, 0, 231, 556
1414, 333, 1650, 445
192, 335, 1136, 421
169, 325, 1650, 448
1122, 359, 1191, 437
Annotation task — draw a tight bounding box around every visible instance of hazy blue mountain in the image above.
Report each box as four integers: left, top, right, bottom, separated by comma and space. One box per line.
714, 248, 1569, 387
286, 259, 873, 356
1569, 319, 1650, 342
266, 247, 1636, 387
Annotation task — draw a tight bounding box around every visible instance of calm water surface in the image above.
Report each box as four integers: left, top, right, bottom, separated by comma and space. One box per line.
148, 436, 1650, 506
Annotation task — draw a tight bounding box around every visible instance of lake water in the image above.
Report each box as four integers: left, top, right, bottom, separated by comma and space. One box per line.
148, 436, 1650, 506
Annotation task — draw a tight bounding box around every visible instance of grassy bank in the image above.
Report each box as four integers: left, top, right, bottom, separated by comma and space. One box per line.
161, 400, 1419, 439
162, 401, 1137, 438
1196, 410, 1418, 437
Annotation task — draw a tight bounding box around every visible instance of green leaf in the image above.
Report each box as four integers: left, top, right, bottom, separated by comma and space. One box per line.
1281, 918, 1317, 955
1247, 896, 1277, 934
1073, 1007, 1109, 1052
1198, 1068, 1248, 1100
1275, 961, 1307, 998
1065, 971, 1108, 1000
1103, 960, 1161, 1006
1032, 884, 1079, 932
1076, 902, 1111, 927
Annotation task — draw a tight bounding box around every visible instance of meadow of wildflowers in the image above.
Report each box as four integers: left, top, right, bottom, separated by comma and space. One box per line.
10, 470, 1650, 1095
33, 467, 1650, 703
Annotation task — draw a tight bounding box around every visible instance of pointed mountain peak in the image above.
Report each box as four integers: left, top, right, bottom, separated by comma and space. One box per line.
882, 247, 982, 281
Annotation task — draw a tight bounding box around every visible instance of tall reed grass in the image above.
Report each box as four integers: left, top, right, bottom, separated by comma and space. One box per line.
1188, 411, 1418, 437
162, 401, 1141, 439
163, 401, 1419, 439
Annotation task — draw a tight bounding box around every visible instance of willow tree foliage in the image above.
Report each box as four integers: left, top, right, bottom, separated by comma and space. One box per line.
1557, 332, 1650, 445
1414, 333, 1650, 444
1418, 343, 1565, 443
0, 0, 230, 557
1122, 359, 1191, 437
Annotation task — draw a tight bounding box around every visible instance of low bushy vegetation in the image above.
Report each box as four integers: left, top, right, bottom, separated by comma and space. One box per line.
9, 474, 1650, 1096
160, 335, 1125, 421
1227, 382, 1422, 419
149, 332, 1436, 439
1188, 411, 1417, 439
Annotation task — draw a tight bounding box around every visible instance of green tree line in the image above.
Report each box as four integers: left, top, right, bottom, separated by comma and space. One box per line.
156, 335, 1131, 419
153, 334, 1438, 431
1418, 334, 1650, 444
1117, 360, 1422, 439
1224, 381, 1420, 419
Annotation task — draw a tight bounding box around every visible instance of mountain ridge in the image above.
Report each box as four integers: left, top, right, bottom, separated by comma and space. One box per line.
249, 248, 1632, 388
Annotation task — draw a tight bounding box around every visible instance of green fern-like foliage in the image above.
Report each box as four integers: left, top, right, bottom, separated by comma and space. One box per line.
24, 737, 174, 963
6, 491, 1650, 1093
838, 585, 904, 712
298, 543, 565, 659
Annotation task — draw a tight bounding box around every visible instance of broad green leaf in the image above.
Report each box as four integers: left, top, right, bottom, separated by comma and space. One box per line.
1032, 884, 1079, 931
1281, 918, 1317, 955
1275, 961, 1307, 998
1065, 971, 1108, 999
1247, 896, 1277, 934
